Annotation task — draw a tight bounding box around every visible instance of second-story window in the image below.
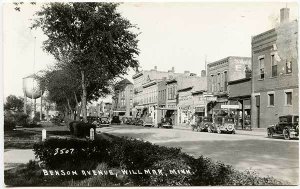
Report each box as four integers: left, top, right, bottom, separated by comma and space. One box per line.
286, 60, 292, 74
224, 71, 227, 91
259, 58, 265, 79
271, 55, 277, 77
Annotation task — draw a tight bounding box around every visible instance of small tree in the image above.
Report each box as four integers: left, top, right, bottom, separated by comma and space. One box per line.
32, 2, 139, 122
4, 95, 24, 112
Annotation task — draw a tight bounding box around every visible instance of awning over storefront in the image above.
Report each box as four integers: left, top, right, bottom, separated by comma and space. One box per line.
195, 107, 205, 112
157, 107, 177, 110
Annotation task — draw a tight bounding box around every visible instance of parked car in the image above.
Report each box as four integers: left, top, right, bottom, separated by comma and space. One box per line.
267, 115, 299, 140
158, 117, 173, 128
133, 118, 143, 126
199, 117, 213, 132
143, 117, 154, 127
99, 117, 110, 127
209, 116, 235, 134
111, 116, 121, 125
191, 117, 202, 131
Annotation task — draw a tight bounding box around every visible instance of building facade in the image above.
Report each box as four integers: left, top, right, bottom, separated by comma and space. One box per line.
112, 79, 134, 117
251, 8, 298, 128
207, 56, 251, 116
228, 78, 251, 129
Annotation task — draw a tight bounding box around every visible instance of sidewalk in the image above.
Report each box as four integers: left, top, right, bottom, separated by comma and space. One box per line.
172, 125, 266, 137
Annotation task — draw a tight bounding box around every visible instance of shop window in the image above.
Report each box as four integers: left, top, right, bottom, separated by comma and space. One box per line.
286, 60, 292, 74
271, 55, 277, 77
268, 93, 274, 106
259, 58, 265, 79
286, 92, 292, 105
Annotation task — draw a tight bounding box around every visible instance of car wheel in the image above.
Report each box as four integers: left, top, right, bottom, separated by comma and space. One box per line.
283, 128, 290, 140
267, 128, 273, 138
217, 127, 221, 134
232, 130, 236, 134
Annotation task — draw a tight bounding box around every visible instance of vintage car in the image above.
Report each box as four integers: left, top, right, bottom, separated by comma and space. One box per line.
210, 116, 235, 134
99, 117, 110, 127
111, 116, 121, 125
143, 117, 154, 127
267, 115, 299, 140
125, 117, 134, 125
199, 117, 213, 132
133, 118, 143, 126
158, 117, 173, 128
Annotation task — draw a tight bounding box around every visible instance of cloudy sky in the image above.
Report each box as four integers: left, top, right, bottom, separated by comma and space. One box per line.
2, 1, 299, 99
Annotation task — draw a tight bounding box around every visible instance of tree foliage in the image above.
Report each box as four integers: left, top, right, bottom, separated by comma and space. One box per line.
4, 95, 24, 112
31, 2, 140, 121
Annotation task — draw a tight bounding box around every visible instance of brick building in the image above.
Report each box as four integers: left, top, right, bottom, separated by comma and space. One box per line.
207, 56, 251, 116
251, 8, 298, 128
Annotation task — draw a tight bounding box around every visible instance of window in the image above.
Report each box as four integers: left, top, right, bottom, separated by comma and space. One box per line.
211, 75, 214, 92
217, 73, 221, 92
286, 92, 292, 105
268, 93, 274, 106
224, 71, 227, 91
286, 60, 292, 74
259, 58, 265, 79
271, 55, 277, 77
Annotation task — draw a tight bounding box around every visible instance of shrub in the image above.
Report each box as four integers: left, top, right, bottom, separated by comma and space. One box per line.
32, 134, 287, 186
149, 158, 192, 186
4, 119, 16, 131
14, 112, 29, 126
33, 138, 112, 169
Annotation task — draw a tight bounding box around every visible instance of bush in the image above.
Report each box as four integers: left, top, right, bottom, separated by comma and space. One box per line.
33, 138, 112, 170
4, 119, 16, 131
149, 158, 192, 186
32, 134, 287, 186
14, 112, 29, 126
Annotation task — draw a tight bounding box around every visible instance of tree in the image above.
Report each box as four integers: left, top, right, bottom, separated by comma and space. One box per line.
32, 2, 139, 122
4, 95, 24, 112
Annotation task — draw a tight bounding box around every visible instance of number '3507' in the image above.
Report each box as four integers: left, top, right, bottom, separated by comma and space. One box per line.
54, 148, 74, 155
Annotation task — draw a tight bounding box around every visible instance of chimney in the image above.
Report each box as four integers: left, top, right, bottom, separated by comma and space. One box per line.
154, 66, 157, 70
201, 70, 206, 77
280, 8, 289, 24
172, 67, 175, 72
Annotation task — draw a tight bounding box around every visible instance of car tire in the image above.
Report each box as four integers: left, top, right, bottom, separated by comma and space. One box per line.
283, 128, 290, 140
217, 127, 221, 134
267, 128, 273, 138
232, 130, 236, 134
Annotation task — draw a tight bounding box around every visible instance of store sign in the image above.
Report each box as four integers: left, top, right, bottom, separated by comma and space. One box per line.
206, 96, 217, 101
221, 105, 239, 109
195, 107, 205, 112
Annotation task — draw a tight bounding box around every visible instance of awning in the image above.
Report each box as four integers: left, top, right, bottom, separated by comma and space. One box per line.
157, 108, 177, 110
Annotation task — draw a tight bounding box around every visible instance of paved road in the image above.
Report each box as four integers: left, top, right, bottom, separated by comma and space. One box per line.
98, 125, 299, 184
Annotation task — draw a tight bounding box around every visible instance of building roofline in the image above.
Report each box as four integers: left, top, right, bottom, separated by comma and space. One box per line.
178, 86, 193, 92
207, 56, 251, 68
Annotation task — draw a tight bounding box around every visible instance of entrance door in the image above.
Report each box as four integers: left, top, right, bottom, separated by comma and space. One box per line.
255, 95, 260, 128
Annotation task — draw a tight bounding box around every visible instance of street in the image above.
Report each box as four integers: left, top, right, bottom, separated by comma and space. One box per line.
98, 124, 299, 184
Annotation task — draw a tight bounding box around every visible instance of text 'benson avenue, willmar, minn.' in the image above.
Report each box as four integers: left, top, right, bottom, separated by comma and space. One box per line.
42, 169, 193, 176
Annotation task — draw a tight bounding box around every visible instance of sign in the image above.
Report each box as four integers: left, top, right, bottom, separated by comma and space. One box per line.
221, 105, 239, 109
206, 96, 217, 101
195, 107, 205, 112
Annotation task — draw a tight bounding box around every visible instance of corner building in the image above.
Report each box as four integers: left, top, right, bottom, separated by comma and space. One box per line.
251, 8, 298, 128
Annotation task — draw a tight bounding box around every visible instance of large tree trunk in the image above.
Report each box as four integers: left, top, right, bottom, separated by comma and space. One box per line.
66, 98, 74, 120
81, 70, 87, 122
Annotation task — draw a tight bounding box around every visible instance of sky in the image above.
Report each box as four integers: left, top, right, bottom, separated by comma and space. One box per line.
2, 1, 299, 100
